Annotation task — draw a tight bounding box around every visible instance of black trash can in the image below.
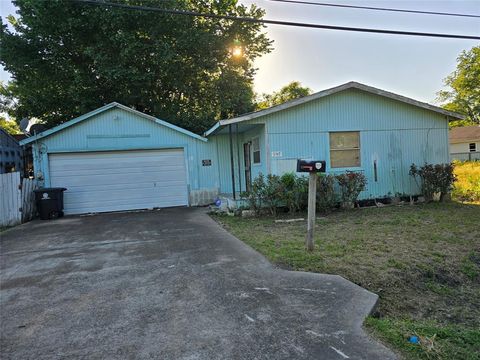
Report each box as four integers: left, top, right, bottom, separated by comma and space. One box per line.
34, 188, 67, 220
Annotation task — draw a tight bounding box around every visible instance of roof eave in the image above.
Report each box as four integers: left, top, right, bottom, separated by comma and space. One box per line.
19, 102, 208, 145
205, 82, 464, 134
19, 102, 118, 145
204, 122, 221, 137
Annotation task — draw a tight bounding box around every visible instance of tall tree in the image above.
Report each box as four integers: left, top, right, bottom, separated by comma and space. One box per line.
0, 0, 272, 134
0, 116, 21, 134
256, 81, 312, 110
438, 45, 480, 128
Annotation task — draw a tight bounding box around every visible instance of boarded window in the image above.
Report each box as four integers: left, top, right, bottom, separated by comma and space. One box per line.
252, 138, 261, 164
329, 132, 360, 168
469, 143, 476, 152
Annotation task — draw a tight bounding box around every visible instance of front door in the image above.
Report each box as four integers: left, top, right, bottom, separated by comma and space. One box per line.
243, 142, 252, 192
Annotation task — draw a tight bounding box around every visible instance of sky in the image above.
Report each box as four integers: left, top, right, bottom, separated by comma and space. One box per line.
0, 0, 479, 104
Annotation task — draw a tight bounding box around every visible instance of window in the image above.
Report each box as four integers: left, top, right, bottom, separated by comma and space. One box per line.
252, 137, 261, 164
469, 143, 476, 152
330, 131, 361, 168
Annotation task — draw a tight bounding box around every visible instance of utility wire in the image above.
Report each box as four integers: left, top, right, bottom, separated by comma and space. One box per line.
73, 0, 480, 40
268, 0, 480, 19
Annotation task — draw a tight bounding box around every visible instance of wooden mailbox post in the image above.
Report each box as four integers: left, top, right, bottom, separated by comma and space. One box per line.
297, 160, 326, 251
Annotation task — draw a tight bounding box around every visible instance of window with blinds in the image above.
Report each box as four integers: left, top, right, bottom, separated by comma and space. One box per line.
329, 131, 361, 168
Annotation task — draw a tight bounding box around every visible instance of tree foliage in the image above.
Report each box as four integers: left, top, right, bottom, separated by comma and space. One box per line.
0, 116, 21, 134
256, 81, 312, 110
0, 0, 272, 134
438, 45, 480, 128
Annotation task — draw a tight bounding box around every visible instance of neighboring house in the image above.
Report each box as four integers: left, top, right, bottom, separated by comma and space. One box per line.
449, 125, 480, 161
0, 128, 25, 174
20, 82, 463, 215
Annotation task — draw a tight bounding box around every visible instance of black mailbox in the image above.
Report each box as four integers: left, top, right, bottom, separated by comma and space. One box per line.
297, 159, 326, 173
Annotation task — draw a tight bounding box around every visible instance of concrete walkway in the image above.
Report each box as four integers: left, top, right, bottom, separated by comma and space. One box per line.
0, 208, 396, 359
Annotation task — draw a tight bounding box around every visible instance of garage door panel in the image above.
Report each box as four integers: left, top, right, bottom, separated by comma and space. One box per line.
50, 163, 186, 175
65, 194, 184, 208
60, 180, 188, 193
64, 186, 188, 203
49, 149, 188, 214
50, 151, 184, 162
66, 199, 184, 215
51, 156, 183, 171
51, 171, 186, 187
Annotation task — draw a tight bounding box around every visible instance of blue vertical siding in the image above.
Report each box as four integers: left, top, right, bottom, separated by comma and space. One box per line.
32, 107, 220, 197
31, 88, 451, 203
215, 88, 449, 199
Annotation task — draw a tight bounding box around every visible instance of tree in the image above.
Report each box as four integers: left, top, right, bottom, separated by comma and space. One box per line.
438, 45, 480, 128
256, 81, 312, 110
0, 116, 21, 134
0, 0, 272, 134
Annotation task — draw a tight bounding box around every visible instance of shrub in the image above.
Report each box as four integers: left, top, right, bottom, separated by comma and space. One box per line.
241, 173, 267, 214
335, 171, 367, 208
279, 172, 298, 214
263, 174, 283, 215
410, 163, 456, 202
243, 171, 368, 215
241, 173, 286, 215
316, 174, 337, 212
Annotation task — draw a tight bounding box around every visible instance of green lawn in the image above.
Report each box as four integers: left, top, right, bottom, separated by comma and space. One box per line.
212, 202, 480, 359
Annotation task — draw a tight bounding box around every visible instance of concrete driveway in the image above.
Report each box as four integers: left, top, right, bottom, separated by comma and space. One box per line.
1, 208, 395, 359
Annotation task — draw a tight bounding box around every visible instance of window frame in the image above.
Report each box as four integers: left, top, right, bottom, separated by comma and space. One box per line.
329, 131, 361, 168
469, 143, 476, 152
252, 137, 261, 165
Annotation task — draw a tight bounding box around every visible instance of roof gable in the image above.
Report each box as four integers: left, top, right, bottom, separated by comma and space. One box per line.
20, 103, 207, 145
205, 82, 464, 136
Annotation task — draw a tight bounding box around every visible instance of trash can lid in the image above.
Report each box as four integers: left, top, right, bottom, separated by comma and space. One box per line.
33, 187, 67, 192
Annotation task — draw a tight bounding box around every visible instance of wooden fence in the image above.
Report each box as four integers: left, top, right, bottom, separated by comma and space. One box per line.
0, 172, 37, 227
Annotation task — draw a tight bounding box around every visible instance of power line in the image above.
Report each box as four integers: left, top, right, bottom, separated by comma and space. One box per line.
268, 0, 480, 19
73, 0, 480, 40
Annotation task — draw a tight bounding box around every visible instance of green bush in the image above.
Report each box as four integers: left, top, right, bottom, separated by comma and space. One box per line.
410, 163, 456, 202
263, 174, 283, 215
316, 174, 337, 212
280, 172, 308, 213
243, 171, 367, 215
335, 171, 367, 208
241, 173, 267, 215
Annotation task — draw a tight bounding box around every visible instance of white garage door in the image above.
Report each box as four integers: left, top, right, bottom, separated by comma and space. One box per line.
49, 149, 188, 215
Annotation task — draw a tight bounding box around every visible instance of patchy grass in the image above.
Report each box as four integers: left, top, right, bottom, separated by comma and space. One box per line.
452, 161, 480, 203
212, 202, 480, 359
366, 318, 480, 360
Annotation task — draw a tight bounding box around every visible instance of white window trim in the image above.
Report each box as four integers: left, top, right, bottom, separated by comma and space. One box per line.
252, 137, 261, 165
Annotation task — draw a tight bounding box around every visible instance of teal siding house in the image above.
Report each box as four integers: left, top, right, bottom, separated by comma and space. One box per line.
21, 82, 462, 215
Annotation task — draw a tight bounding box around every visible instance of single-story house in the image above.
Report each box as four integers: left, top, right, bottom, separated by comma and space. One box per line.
20, 81, 463, 215
449, 125, 480, 161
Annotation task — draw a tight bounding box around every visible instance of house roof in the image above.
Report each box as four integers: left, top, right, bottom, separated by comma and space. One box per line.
19, 102, 207, 146
449, 125, 480, 144
0, 127, 21, 144
12, 134, 27, 142
204, 81, 464, 136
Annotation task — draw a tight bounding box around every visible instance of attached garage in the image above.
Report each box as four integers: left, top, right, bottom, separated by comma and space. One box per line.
49, 149, 188, 215
21, 102, 220, 215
